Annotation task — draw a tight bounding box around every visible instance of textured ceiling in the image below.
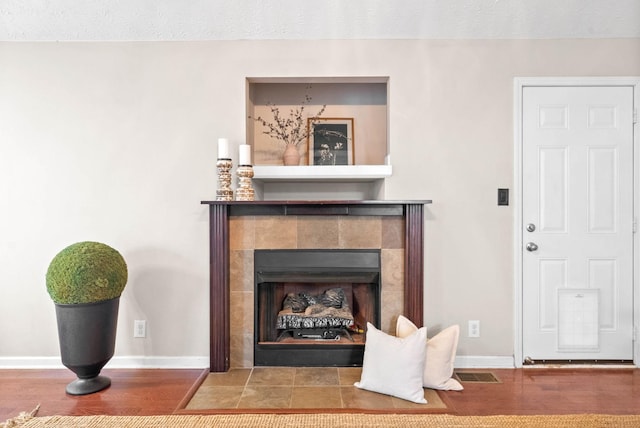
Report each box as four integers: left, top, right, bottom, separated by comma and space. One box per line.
1, 0, 639, 41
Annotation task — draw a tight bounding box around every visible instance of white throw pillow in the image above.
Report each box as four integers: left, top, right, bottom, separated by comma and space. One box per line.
354, 322, 428, 404
396, 315, 464, 391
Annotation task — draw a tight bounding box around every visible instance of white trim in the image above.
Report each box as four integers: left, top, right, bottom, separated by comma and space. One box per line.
454, 356, 515, 369
634, 80, 640, 369
0, 357, 65, 369
1, 355, 514, 370
253, 165, 393, 182
513, 78, 525, 368
513, 77, 640, 369
107, 356, 209, 369
0, 356, 209, 370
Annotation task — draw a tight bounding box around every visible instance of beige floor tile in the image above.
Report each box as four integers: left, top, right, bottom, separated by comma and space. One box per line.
184, 367, 450, 412
340, 386, 395, 409
200, 369, 252, 387
424, 388, 447, 408
294, 367, 340, 386
391, 388, 447, 410
185, 386, 244, 409
290, 386, 343, 409
238, 386, 292, 409
338, 367, 362, 385
391, 388, 447, 409
247, 367, 296, 386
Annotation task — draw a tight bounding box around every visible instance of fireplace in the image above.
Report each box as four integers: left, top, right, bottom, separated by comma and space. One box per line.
201, 200, 430, 372
254, 249, 381, 366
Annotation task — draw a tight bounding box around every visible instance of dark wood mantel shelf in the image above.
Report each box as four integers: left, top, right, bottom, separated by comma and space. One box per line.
201, 199, 431, 372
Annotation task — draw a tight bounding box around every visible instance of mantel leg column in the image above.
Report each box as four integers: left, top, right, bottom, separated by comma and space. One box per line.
405, 204, 424, 326
209, 204, 230, 372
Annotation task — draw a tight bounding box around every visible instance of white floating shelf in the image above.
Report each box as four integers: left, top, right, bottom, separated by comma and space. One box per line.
252, 165, 392, 182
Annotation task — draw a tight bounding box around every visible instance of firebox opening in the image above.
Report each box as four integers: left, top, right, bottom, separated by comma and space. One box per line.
254, 249, 381, 367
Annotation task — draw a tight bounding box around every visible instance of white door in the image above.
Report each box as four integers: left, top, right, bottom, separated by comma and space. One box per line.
522, 85, 635, 362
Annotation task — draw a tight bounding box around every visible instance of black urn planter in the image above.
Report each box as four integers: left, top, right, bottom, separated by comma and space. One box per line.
55, 297, 120, 395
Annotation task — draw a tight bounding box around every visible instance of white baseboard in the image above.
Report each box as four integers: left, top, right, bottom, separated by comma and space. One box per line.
107, 356, 209, 369
1, 355, 512, 370
0, 356, 209, 369
0, 357, 65, 369
454, 355, 515, 369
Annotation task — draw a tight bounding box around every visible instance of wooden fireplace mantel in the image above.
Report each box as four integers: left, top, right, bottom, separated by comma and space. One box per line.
200, 200, 431, 372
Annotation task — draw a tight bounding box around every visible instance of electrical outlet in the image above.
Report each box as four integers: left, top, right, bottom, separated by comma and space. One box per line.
134, 320, 146, 338
468, 320, 480, 338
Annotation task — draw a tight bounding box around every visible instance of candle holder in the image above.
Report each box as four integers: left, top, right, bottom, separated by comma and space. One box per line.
215, 158, 233, 201
235, 165, 255, 201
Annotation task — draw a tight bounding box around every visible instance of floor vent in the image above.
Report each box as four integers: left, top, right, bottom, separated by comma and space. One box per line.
454, 372, 501, 383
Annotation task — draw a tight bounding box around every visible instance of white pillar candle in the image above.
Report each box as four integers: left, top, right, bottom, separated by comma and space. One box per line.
239, 144, 252, 165
217, 138, 230, 159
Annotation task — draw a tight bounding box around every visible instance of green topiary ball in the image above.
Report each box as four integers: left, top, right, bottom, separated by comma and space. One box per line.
46, 241, 128, 304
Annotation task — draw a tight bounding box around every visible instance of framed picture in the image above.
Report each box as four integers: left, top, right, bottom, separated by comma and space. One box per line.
307, 118, 354, 166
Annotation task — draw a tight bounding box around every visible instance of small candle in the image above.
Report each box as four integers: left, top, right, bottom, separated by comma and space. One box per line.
239, 144, 252, 165
217, 138, 230, 159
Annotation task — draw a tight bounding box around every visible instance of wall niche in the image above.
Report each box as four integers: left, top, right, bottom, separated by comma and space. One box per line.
245, 77, 392, 200
247, 77, 389, 166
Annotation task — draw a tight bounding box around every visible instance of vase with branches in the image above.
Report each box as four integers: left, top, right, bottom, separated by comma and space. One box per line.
250, 92, 326, 165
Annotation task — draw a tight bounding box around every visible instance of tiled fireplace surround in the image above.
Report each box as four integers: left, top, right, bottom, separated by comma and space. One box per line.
202, 201, 428, 372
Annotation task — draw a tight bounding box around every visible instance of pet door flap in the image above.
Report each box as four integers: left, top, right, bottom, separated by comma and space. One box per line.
557, 289, 599, 352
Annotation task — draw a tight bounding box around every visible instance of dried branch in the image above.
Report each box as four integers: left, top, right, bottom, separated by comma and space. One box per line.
250, 92, 327, 147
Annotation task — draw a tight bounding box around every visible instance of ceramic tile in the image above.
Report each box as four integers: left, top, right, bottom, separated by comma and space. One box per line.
392, 389, 447, 409
294, 367, 340, 386
186, 367, 449, 412
338, 217, 382, 248
290, 386, 343, 408
200, 370, 252, 387
229, 249, 253, 292
229, 333, 253, 368
255, 217, 298, 249
185, 386, 244, 409
297, 216, 340, 248
340, 386, 395, 409
381, 248, 405, 288
247, 367, 296, 386
338, 367, 362, 386
382, 217, 405, 249
230, 291, 253, 332
230, 217, 255, 250
238, 386, 292, 409
381, 248, 405, 332
380, 289, 404, 333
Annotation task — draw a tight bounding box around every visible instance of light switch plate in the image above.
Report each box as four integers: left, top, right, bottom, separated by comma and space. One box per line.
498, 188, 509, 206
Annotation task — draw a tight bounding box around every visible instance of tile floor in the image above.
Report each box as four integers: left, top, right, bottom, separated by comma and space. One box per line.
185, 367, 447, 410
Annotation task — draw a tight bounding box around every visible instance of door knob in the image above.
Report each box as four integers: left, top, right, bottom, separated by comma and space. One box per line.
526, 242, 538, 252
526, 223, 536, 232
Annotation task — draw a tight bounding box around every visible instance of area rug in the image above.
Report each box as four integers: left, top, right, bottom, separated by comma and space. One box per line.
4, 413, 640, 428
